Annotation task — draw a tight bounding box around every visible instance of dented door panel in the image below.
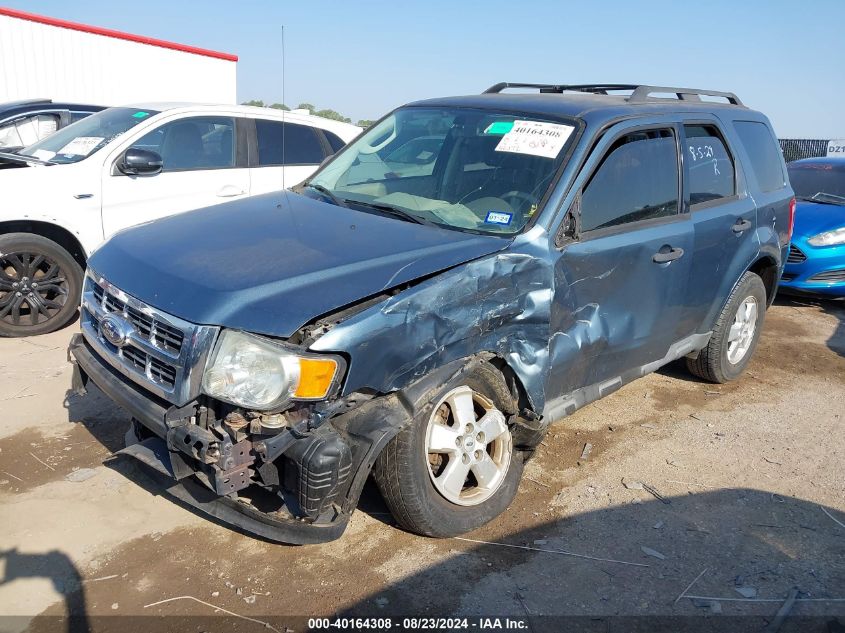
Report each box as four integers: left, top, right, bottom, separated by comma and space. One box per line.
546, 217, 694, 402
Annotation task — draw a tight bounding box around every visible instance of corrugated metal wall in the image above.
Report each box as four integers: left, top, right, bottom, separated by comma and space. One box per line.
0, 14, 236, 106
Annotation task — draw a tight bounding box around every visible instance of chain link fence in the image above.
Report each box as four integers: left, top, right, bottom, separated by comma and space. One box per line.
778, 139, 829, 163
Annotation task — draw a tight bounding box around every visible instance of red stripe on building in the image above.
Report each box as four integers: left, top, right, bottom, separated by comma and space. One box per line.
0, 6, 238, 62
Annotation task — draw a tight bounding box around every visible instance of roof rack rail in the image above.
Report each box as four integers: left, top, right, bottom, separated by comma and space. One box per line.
627, 85, 743, 106
484, 83, 639, 95
483, 83, 744, 106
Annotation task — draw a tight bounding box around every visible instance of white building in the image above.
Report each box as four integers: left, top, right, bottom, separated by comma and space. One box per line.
0, 7, 237, 106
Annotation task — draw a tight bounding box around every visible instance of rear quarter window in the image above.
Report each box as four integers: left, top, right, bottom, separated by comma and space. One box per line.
733, 121, 786, 193
324, 131, 347, 153
256, 119, 326, 166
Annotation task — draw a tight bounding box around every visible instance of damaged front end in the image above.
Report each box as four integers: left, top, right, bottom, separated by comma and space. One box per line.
68, 211, 556, 544
70, 329, 413, 543
67, 270, 420, 544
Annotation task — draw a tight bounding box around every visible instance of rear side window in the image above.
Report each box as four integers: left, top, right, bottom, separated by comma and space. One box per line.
256, 120, 326, 166
580, 129, 679, 232
733, 121, 785, 192
684, 125, 735, 206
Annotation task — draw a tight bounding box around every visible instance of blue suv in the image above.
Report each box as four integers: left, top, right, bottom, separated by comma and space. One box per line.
68, 83, 794, 543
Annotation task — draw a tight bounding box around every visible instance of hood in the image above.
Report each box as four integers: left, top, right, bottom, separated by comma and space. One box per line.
89, 192, 511, 338
793, 200, 845, 238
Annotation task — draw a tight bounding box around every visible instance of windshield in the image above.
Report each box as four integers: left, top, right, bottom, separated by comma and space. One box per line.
19, 107, 159, 164
306, 107, 577, 235
787, 162, 845, 206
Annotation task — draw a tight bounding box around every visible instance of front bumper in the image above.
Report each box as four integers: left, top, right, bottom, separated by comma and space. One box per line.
68, 333, 350, 544
780, 240, 845, 297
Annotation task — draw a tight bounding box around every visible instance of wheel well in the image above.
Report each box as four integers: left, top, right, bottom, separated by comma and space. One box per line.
748, 256, 779, 305
487, 355, 534, 416
0, 221, 87, 271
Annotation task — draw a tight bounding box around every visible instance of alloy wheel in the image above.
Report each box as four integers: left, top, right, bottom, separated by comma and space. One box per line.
726, 295, 758, 364
0, 251, 70, 327
425, 385, 512, 506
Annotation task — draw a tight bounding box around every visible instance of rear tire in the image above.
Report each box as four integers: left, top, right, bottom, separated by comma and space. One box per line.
686, 271, 766, 383
0, 233, 83, 337
373, 362, 525, 537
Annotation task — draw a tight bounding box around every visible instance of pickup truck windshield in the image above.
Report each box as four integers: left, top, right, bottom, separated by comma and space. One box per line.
18, 107, 160, 165
308, 107, 577, 235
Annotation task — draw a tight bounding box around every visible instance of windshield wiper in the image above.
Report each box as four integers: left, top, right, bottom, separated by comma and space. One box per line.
797, 193, 845, 207
812, 192, 845, 206
349, 200, 438, 227
302, 182, 348, 207
0, 151, 55, 166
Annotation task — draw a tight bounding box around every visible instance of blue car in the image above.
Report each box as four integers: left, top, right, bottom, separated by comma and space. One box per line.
780, 157, 845, 296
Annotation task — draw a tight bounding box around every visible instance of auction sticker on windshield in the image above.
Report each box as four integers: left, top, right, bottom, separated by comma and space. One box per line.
58, 136, 104, 157
495, 120, 574, 159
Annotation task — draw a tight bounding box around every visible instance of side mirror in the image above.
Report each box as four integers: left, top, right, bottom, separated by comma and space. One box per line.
555, 195, 581, 248
118, 148, 162, 176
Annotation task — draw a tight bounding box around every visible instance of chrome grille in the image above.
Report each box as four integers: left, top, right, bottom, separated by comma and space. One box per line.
80, 269, 218, 405
92, 284, 184, 353
787, 245, 806, 264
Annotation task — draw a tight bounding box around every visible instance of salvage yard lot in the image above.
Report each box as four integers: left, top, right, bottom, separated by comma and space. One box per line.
0, 296, 843, 630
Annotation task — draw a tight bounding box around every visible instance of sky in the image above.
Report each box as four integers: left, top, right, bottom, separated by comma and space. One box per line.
4, 0, 844, 138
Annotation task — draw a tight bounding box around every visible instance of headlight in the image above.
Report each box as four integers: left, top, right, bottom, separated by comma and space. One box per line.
808, 227, 845, 247
202, 330, 344, 410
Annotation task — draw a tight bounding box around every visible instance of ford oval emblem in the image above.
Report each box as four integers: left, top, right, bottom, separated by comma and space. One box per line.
100, 314, 133, 348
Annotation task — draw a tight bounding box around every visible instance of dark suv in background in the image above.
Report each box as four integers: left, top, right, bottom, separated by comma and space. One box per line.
0, 98, 104, 153
69, 82, 794, 543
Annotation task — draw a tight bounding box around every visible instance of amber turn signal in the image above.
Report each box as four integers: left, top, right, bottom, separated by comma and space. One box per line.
294, 357, 339, 399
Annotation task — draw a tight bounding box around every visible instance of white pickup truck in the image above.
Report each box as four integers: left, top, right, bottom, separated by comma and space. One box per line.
0, 104, 361, 336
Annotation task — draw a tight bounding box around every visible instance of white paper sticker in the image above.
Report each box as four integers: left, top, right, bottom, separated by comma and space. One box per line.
495, 120, 574, 159
58, 136, 104, 156
31, 149, 56, 161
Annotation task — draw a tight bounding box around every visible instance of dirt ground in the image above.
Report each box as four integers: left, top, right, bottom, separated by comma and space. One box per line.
0, 296, 843, 632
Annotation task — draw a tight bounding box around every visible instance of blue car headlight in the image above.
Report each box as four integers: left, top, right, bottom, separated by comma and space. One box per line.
808, 227, 845, 247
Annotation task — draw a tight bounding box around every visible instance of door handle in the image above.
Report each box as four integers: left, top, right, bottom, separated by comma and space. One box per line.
216, 185, 246, 198
652, 247, 684, 264
732, 218, 753, 233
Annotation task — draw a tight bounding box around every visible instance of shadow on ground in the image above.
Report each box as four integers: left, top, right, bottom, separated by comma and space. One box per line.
334, 489, 845, 632
775, 293, 845, 358
11, 487, 845, 633
0, 549, 89, 633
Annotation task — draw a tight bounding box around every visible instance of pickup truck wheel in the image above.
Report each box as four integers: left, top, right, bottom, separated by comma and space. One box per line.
373, 363, 525, 537
686, 271, 766, 383
0, 233, 83, 337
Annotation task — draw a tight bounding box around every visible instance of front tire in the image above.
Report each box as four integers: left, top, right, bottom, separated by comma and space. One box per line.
0, 233, 83, 337
373, 362, 525, 537
686, 271, 766, 383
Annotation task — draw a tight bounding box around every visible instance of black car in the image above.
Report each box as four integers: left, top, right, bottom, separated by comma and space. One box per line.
0, 98, 105, 153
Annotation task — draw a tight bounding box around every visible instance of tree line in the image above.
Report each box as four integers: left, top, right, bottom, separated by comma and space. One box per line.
241, 100, 374, 128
